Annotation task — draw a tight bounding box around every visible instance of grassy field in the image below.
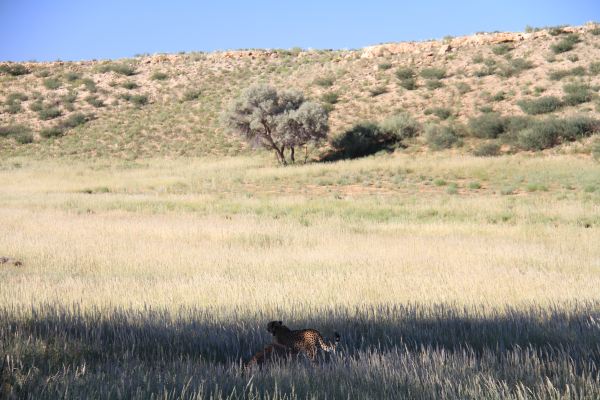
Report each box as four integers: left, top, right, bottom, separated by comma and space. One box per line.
1, 153, 599, 398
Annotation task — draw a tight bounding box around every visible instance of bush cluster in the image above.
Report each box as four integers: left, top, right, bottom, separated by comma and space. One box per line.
328, 113, 420, 159
425, 107, 452, 120
97, 63, 137, 76
548, 66, 586, 81
562, 83, 591, 106
0, 63, 29, 76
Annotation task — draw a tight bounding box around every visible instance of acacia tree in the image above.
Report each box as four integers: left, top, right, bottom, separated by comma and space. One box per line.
222, 84, 329, 165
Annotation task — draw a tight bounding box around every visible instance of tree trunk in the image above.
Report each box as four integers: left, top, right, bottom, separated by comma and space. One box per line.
290, 146, 295, 163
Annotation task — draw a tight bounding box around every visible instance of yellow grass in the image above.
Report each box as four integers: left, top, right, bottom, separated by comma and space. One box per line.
1, 154, 599, 316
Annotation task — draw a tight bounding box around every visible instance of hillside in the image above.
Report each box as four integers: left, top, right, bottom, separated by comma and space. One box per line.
1, 23, 600, 159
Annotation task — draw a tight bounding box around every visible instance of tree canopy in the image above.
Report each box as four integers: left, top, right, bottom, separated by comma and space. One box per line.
222, 84, 329, 165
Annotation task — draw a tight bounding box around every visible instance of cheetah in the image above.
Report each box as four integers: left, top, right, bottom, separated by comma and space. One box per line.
267, 320, 340, 361
244, 342, 296, 370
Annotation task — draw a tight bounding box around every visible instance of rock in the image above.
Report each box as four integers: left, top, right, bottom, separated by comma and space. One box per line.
438, 44, 452, 55
0, 257, 22, 267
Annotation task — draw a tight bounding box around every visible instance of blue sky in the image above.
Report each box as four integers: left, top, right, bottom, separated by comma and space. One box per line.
0, 0, 598, 61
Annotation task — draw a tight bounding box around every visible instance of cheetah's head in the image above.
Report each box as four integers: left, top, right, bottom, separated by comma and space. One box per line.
267, 320, 284, 335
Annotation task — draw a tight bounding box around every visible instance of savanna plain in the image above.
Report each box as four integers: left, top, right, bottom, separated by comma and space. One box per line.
1, 154, 599, 399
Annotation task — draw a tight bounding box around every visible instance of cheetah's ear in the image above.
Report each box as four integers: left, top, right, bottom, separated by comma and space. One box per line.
278, 320, 283, 325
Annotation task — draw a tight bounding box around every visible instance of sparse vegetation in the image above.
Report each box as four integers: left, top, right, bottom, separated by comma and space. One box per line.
492, 43, 512, 55
38, 106, 62, 120
314, 76, 335, 87
398, 77, 417, 90
62, 112, 88, 128
0, 63, 29, 76
85, 95, 105, 108
39, 126, 64, 138
562, 83, 592, 106
122, 81, 139, 90
395, 67, 415, 80
97, 63, 137, 76
182, 88, 201, 101
468, 113, 506, 138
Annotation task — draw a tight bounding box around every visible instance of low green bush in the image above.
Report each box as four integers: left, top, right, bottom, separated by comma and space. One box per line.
314, 76, 335, 87
0, 63, 29, 76
425, 80, 443, 90
122, 81, 139, 90
398, 78, 417, 90
420, 67, 446, 79
0, 124, 31, 138
425, 124, 460, 150
321, 92, 339, 104
39, 126, 64, 138
562, 83, 591, 106
548, 66, 586, 80
468, 113, 506, 138
472, 142, 501, 156
38, 106, 61, 120
492, 44, 513, 55
379, 112, 420, 141
150, 71, 169, 81
62, 112, 88, 128
590, 62, 600, 75
43, 77, 61, 90
425, 107, 452, 120
550, 34, 580, 54
64, 71, 82, 82
85, 95, 104, 108
395, 67, 415, 80
518, 96, 562, 115
378, 62, 392, 70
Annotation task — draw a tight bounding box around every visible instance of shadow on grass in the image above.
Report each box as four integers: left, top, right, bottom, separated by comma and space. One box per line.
2, 303, 600, 399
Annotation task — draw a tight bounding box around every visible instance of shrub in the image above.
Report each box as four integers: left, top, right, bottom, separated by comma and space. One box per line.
6, 92, 28, 102
420, 67, 446, 79
425, 107, 452, 120
425, 79, 443, 90
329, 122, 395, 159
97, 63, 136, 76
492, 91, 506, 102
455, 82, 472, 94
395, 67, 415, 80
592, 138, 600, 161
468, 181, 482, 189
85, 95, 104, 108
369, 86, 387, 97
0, 63, 29, 76
0, 124, 31, 138
468, 113, 506, 138
590, 26, 600, 36
517, 120, 562, 150
559, 115, 600, 140
474, 66, 496, 77
497, 58, 533, 77
182, 88, 201, 101
314, 76, 335, 87
518, 96, 562, 115
38, 106, 61, 120
5, 101, 21, 114
548, 66, 586, 80
43, 77, 61, 90
472, 142, 501, 156
379, 112, 420, 141
81, 78, 97, 92
378, 62, 392, 70
64, 71, 82, 82
321, 92, 339, 104
29, 99, 43, 112
398, 78, 417, 90
61, 91, 77, 104
39, 126, 64, 138
589, 62, 600, 75
62, 112, 88, 128
550, 34, 580, 53
425, 124, 460, 150
14, 131, 34, 144
562, 83, 591, 106
150, 71, 168, 81
122, 81, 139, 89
129, 94, 149, 106
492, 44, 512, 55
